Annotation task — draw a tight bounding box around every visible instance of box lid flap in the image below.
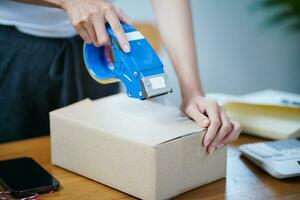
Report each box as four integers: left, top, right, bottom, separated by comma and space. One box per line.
50, 94, 204, 146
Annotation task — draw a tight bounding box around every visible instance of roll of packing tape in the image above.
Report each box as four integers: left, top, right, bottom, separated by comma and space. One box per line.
83, 43, 119, 84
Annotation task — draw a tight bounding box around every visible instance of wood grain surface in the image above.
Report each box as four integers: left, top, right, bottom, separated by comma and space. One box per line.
0, 135, 299, 200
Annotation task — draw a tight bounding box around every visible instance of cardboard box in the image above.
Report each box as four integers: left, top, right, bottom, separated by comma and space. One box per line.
50, 94, 226, 200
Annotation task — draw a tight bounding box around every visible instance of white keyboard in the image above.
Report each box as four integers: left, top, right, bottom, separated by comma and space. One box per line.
239, 139, 300, 178
243, 140, 300, 160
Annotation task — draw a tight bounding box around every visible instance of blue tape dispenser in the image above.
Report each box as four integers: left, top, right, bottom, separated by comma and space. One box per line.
83, 23, 172, 99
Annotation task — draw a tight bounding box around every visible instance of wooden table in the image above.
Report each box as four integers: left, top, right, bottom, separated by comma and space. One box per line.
0, 135, 299, 200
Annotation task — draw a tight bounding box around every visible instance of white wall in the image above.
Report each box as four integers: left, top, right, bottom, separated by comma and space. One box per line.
114, 0, 300, 104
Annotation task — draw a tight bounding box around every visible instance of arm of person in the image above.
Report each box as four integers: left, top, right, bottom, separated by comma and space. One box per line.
15, 0, 240, 154
151, 0, 241, 153
15, 0, 132, 52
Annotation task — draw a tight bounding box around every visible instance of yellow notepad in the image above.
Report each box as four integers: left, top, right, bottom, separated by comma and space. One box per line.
208, 90, 300, 140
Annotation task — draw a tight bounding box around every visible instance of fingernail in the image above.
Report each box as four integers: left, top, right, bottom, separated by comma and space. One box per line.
123, 43, 130, 53
204, 139, 211, 147
209, 146, 216, 154
217, 144, 224, 149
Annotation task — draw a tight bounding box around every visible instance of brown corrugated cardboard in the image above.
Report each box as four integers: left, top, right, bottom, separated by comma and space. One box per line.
50, 94, 226, 200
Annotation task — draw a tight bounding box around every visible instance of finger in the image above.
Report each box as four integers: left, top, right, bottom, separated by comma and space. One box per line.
220, 120, 242, 145
105, 7, 130, 52
91, 15, 110, 46
208, 108, 232, 154
185, 104, 210, 128
115, 7, 133, 25
202, 102, 221, 148
74, 22, 91, 43
83, 21, 98, 47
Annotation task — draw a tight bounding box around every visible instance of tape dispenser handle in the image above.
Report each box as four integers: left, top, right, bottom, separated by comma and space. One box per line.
83, 22, 133, 84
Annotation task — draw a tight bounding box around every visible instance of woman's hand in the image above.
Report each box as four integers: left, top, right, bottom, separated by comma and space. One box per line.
181, 95, 242, 154
61, 0, 132, 52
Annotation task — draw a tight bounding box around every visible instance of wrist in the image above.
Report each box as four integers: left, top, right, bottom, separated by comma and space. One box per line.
177, 76, 205, 102
181, 88, 205, 103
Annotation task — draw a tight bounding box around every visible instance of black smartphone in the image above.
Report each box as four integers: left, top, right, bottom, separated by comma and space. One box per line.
0, 157, 60, 197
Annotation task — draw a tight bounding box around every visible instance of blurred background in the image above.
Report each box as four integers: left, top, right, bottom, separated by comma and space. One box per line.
114, 0, 300, 105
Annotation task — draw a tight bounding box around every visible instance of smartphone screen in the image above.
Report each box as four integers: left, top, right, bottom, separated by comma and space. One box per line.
0, 157, 60, 196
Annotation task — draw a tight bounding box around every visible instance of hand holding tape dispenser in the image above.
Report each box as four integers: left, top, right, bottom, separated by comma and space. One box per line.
83, 23, 172, 99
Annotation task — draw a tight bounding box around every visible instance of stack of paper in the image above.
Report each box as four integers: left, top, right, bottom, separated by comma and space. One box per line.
208, 90, 300, 140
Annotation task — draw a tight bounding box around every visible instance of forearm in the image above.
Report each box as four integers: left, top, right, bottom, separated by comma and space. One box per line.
151, 0, 204, 99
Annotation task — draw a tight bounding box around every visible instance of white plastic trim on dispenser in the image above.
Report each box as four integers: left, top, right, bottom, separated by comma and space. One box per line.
125, 31, 145, 41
